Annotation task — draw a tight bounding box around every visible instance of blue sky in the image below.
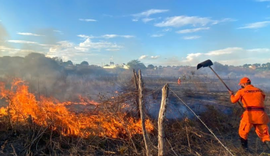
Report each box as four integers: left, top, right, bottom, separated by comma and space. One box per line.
0, 0, 270, 66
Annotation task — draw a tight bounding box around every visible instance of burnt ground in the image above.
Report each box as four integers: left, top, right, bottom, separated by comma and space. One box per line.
143, 77, 270, 155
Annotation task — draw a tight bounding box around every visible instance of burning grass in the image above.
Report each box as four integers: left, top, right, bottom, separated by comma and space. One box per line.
0, 79, 154, 138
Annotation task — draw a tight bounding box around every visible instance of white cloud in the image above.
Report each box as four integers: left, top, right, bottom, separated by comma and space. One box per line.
7, 40, 52, 47
155, 16, 234, 27
49, 41, 74, 53
155, 16, 214, 27
7, 40, 39, 44
151, 34, 164, 37
142, 18, 154, 23
182, 47, 270, 66
176, 27, 210, 34
138, 55, 159, 60
185, 53, 202, 61
183, 36, 201, 40
247, 48, 270, 52
0, 45, 43, 56
47, 41, 99, 62
162, 28, 171, 32
105, 48, 121, 51
76, 38, 122, 51
133, 9, 169, 18
256, 0, 270, 1
122, 35, 134, 38
205, 47, 242, 56
47, 39, 122, 62
181, 47, 242, 64
102, 34, 135, 39
79, 18, 97, 22
216, 18, 237, 23
150, 56, 159, 59
78, 34, 135, 39
139, 55, 147, 60
78, 34, 92, 39
17, 32, 42, 36
53, 30, 63, 34
132, 9, 168, 22
102, 34, 118, 39
238, 21, 270, 29
2, 37, 123, 62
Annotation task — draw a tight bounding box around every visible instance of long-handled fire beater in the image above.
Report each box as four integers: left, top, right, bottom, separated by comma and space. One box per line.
197, 59, 244, 110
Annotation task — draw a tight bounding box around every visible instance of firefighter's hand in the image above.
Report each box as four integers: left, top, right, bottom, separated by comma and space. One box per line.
228, 91, 234, 96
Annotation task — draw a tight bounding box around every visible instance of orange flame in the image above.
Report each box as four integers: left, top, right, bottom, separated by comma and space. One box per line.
0, 79, 154, 138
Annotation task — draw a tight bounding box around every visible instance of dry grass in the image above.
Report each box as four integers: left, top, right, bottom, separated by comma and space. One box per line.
1, 76, 270, 156
1, 102, 270, 156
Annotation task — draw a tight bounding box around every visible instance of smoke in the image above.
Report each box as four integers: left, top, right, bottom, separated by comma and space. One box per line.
0, 23, 8, 40
36, 28, 59, 45
0, 23, 11, 56
1, 51, 270, 120
0, 53, 127, 103
14, 28, 59, 57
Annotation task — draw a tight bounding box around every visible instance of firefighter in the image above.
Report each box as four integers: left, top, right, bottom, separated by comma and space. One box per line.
229, 77, 270, 151
177, 77, 181, 85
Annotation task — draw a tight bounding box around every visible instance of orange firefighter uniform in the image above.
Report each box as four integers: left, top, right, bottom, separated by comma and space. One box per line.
177, 78, 181, 85
230, 77, 270, 142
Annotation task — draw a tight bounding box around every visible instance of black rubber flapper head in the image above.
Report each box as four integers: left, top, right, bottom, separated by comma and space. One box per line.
197, 59, 213, 70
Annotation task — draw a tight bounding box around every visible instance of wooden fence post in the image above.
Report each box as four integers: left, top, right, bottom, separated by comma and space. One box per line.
158, 84, 169, 156
138, 70, 151, 156
133, 69, 139, 117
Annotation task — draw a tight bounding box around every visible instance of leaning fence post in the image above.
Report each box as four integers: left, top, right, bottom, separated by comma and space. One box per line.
138, 70, 151, 156
133, 69, 139, 117
158, 84, 169, 156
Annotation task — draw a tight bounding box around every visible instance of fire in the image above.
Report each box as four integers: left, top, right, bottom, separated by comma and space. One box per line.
0, 79, 154, 138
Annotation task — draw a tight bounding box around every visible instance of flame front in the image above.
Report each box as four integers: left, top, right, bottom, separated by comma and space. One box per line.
0, 79, 154, 138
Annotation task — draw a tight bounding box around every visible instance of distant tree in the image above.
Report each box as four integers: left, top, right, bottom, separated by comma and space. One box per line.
147, 64, 155, 69
52, 57, 63, 64
127, 60, 146, 70
67, 60, 73, 65
24, 52, 64, 77
62, 60, 73, 67
243, 64, 251, 68
265, 63, 270, 70
26, 53, 46, 60
80, 61, 89, 66
253, 63, 261, 68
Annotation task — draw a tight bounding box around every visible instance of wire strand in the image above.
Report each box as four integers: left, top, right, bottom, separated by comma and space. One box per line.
170, 88, 235, 156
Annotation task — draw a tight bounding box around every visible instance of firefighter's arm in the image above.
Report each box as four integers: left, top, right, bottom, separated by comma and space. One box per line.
230, 90, 241, 103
